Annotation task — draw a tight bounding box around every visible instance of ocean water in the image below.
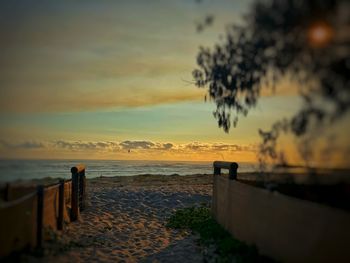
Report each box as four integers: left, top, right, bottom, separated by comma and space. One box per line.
0, 159, 259, 182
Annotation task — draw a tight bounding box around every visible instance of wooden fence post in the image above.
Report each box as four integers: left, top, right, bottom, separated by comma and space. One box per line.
229, 163, 239, 180
71, 171, 79, 221
71, 164, 86, 221
36, 185, 44, 248
79, 170, 86, 211
214, 166, 221, 176
4, 183, 9, 201
57, 180, 65, 230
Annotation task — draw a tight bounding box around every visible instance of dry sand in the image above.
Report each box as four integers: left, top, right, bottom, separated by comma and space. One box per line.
33, 174, 213, 263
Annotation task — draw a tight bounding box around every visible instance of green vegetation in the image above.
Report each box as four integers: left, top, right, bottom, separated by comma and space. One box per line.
167, 206, 275, 263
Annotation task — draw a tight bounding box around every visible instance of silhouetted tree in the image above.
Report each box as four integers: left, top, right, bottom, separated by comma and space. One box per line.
193, 0, 350, 167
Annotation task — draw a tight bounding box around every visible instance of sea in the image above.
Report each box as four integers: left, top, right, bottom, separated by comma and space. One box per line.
0, 159, 259, 183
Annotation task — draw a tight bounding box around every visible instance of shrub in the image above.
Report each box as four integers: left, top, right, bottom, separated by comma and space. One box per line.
167, 206, 275, 262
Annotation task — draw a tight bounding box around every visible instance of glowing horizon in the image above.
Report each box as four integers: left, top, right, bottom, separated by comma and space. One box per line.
1, 0, 349, 168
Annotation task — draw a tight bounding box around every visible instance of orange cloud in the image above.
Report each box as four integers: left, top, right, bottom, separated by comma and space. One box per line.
0, 139, 258, 162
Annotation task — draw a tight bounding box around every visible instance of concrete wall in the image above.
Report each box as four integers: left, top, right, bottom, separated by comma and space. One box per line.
212, 174, 350, 263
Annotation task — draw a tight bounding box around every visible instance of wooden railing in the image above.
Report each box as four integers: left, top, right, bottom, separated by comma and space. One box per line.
213, 161, 239, 180
0, 164, 86, 257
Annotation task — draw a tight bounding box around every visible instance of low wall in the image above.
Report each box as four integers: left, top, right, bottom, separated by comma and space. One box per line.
6, 184, 37, 202
0, 192, 37, 257
43, 185, 60, 232
0, 166, 85, 258
64, 180, 72, 223
212, 174, 350, 263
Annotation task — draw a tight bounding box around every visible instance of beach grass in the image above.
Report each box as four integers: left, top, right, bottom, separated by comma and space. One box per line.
167, 206, 276, 262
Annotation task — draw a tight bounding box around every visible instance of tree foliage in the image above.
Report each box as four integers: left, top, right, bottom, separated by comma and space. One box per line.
193, 0, 350, 165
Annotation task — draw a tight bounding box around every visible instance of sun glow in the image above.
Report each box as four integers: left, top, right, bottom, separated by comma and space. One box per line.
308, 22, 334, 48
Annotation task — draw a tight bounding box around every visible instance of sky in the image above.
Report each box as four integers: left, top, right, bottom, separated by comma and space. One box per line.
0, 0, 348, 165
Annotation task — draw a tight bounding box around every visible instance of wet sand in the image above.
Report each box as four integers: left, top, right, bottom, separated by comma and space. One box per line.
36, 174, 213, 262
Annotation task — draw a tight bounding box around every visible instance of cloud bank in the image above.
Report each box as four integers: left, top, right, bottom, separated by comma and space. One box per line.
0, 139, 256, 155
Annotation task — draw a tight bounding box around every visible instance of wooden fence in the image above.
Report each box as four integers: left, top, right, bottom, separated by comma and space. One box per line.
0, 164, 86, 258
212, 161, 350, 263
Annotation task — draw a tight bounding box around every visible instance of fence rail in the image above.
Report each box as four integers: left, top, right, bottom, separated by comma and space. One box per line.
0, 164, 86, 258
213, 161, 238, 180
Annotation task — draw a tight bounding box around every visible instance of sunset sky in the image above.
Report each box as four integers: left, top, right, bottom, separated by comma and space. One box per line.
0, 0, 348, 165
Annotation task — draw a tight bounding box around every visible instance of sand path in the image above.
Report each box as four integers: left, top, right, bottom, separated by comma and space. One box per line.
44, 175, 213, 262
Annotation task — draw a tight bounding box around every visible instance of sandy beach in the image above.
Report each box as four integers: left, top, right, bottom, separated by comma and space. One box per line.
24, 174, 213, 263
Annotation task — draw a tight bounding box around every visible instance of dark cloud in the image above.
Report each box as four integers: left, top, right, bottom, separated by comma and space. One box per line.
211, 144, 231, 151
185, 142, 210, 151
96, 142, 110, 148
184, 142, 256, 152
120, 140, 155, 150
119, 141, 173, 151
0, 140, 45, 149
53, 140, 119, 151
162, 143, 173, 150
19, 141, 45, 149
212, 143, 256, 152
